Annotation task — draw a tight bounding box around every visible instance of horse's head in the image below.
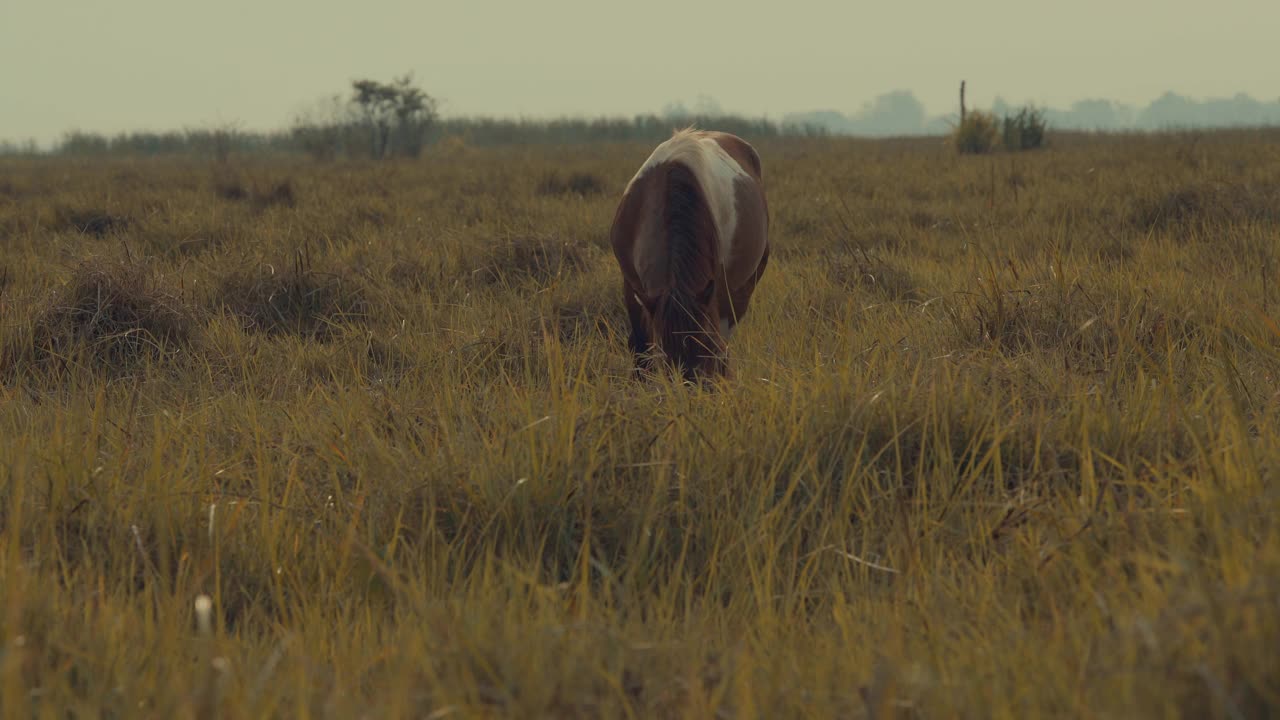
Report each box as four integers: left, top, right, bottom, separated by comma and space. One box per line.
640, 281, 725, 381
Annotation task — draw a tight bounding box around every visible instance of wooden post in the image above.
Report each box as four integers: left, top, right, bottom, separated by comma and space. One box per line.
960, 81, 967, 125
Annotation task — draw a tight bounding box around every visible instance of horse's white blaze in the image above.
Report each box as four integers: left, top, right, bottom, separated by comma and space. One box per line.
624, 130, 749, 269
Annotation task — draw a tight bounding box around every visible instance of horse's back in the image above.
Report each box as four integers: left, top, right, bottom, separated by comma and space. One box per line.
612, 129, 768, 296
705, 131, 763, 184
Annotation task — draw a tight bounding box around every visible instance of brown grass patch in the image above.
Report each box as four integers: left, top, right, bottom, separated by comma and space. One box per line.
55, 207, 131, 237
536, 171, 606, 198
824, 246, 920, 302
19, 257, 198, 371
552, 293, 625, 345
1131, 181, 1280, 232
215, 250, 371, 339
477, 233, 597, 287
213, 174, 297, 210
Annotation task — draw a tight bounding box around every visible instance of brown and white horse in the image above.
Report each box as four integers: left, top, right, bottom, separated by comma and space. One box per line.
609, 129, 770, 381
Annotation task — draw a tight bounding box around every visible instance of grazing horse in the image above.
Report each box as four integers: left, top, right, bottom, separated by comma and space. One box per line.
609, 128, 770, 381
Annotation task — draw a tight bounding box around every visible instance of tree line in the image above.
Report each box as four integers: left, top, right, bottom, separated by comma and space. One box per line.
33, 74, 825, 160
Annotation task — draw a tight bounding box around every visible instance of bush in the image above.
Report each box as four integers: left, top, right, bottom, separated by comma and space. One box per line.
1001, 106, 1047, 150
952, 111, 1000, 154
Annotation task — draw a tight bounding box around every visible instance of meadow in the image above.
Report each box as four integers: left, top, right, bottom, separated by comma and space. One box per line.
1, 128, 1278, 718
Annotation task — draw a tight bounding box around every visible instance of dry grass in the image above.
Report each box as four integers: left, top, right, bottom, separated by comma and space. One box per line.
1, 130, 1279, 718
6, 256, 198, 376
536, 170, 607, 198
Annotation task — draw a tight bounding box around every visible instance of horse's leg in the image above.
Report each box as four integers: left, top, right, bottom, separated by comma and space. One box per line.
624, 283, 653, 376
708, 245, 769, 381
721, 244, 770, 338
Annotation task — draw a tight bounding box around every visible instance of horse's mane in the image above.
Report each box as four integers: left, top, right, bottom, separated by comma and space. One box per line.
655, 156, 721, 377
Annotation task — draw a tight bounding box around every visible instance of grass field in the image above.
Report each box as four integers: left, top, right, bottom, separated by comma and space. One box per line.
1, 129, 1279, 718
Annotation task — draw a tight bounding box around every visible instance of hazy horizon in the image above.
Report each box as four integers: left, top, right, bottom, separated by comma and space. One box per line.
4, 0, 1277, 145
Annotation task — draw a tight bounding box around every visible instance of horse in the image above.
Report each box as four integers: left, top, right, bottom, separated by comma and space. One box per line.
609, 128, 770, 382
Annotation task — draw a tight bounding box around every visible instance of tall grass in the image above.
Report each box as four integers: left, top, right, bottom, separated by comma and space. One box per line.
1, 130, 1279, 717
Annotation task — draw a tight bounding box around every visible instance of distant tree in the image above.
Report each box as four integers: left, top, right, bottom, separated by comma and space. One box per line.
183, 121, 243, 163
350, 74, 438, 159
0, 138, 40, 156
854, 90, 927, 135
351, 79, 397, 158
290, 94, 354, 160
661, 101, 690, 120
287, 74, 439, 160
1065, 99, 1125, 129
1138, 92, 1198, 129
661, 95, 725, 123
59, 131, 110, 155
692, 94, 724, 116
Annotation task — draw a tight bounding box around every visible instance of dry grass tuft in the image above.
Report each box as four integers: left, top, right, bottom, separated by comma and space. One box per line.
478, 233, 598, 286
215, 249, 370, 339
1131, 180, 1280, 232
552, 286, 626, 344
212, 176, 250, 201
823, 246, 920, 302
213, 174, 297, 210
20, 256, 198, 371
536, 171, 607, 198
55, 206, 131, 237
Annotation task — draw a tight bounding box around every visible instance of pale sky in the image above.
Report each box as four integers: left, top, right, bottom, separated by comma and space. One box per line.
3, 0, 1277, 144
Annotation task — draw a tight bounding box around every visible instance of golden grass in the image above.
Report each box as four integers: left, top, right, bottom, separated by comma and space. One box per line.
1, 129, 1279, 717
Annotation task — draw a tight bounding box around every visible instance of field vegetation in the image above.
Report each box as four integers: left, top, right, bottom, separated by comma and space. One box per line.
1, 128, 1279, 717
